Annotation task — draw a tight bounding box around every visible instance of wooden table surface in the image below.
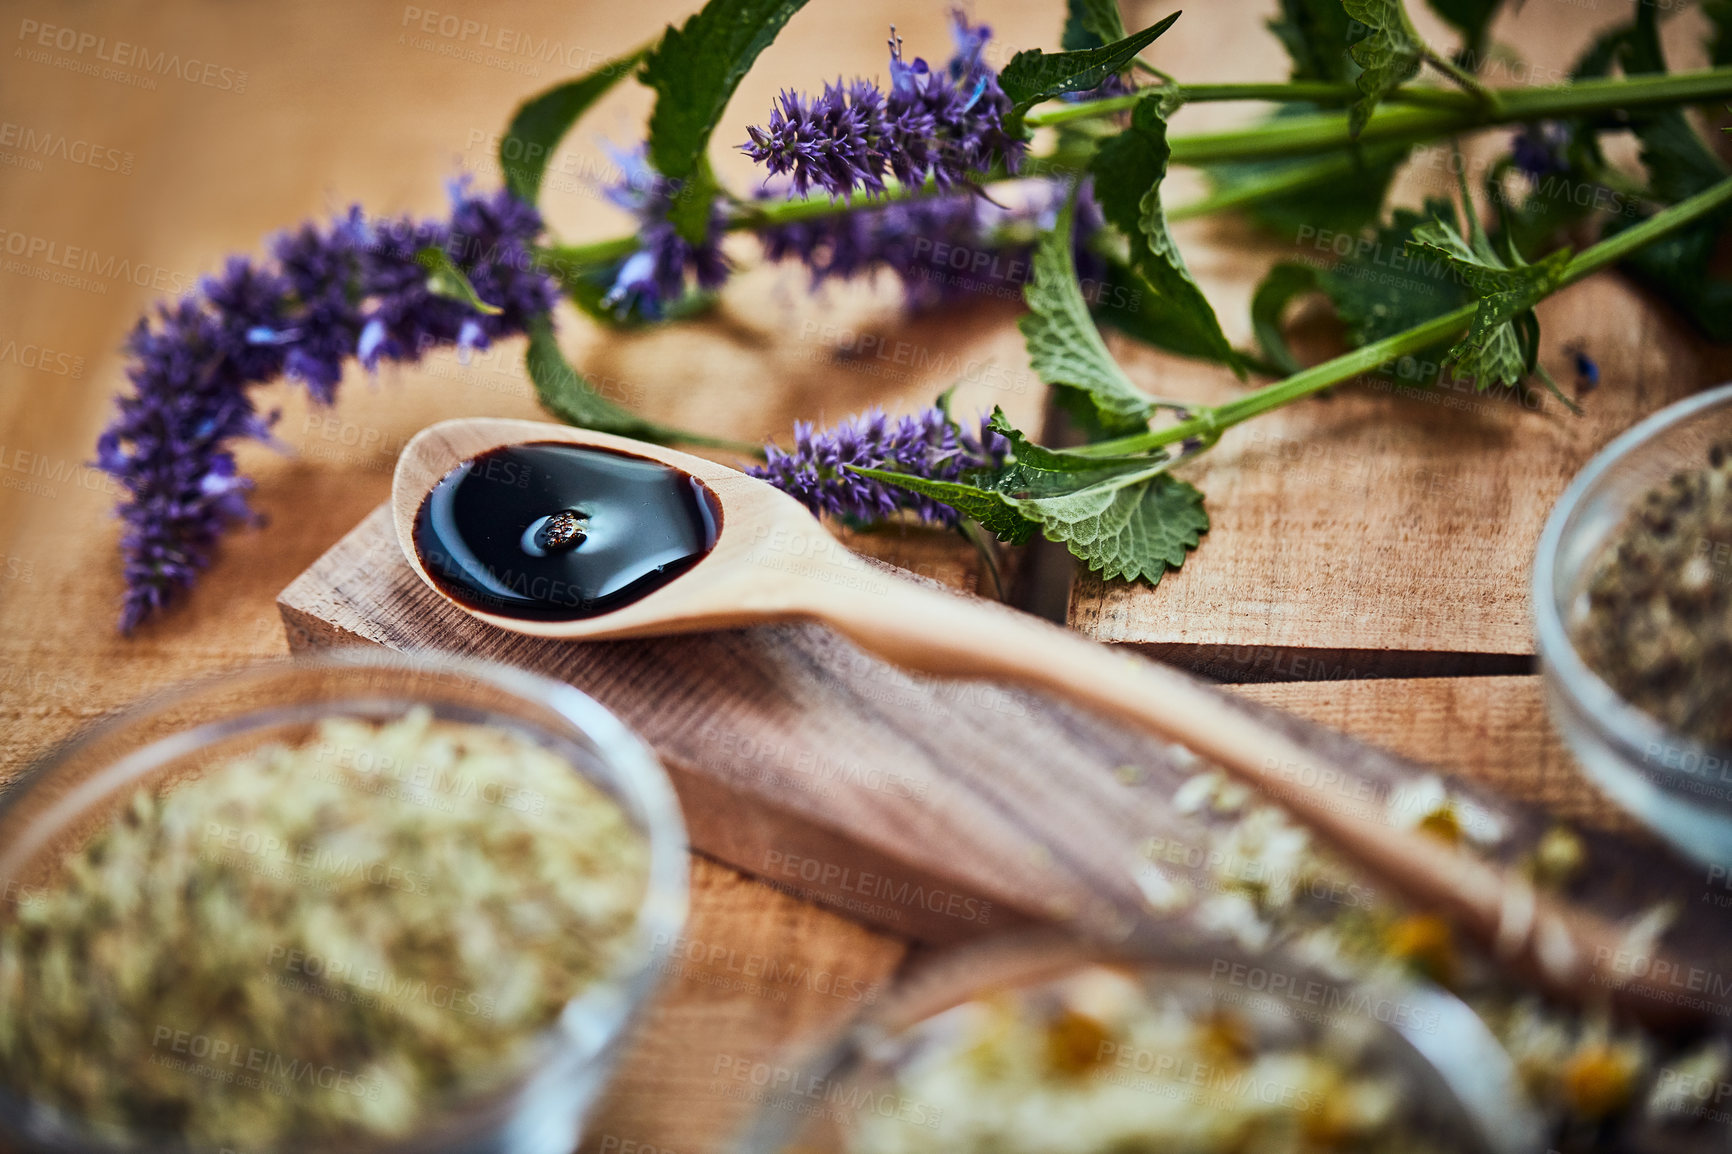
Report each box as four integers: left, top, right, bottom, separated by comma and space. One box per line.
0, 0, 1716, 1150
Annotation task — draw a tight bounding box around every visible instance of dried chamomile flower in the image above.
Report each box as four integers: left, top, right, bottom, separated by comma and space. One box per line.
0, 709, 650, 1151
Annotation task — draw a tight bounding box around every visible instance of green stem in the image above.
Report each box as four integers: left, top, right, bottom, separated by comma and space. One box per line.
1422, 48, 1500, 113
1166, 66, 1732, 164
1166, 145, 1411, 223
540, 66, 1732, 277
1022, 80, 1476, 127
1073, 174, 1732, 458
725, 66, 1732, 235
1023, 91, 1143, 126
725, 178, 931, 229
537, 182, 938, 280
541, 237, 639, 267
1557, 176, 1732, 277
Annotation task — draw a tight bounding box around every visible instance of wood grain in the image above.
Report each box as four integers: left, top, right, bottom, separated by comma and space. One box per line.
582, 857, 905, 1154
0, 7, 1042, 1152
282, 506, 1732, 1026
382, 417, 1661, 997
1, 0, 1728, 1149
284, 508, 1186, 943
1070, 275, 1732, 671
1230, 675, 1642, 835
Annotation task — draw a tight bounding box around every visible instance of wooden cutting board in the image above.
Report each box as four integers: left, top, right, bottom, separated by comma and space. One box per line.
279, 505, 1732, 992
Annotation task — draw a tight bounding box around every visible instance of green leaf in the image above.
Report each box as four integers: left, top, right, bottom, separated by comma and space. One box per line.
987, 408, 1163, 471
1406, 202, 1571, 393
1423, 0, 1501, 63
1596, 2, 1732, 342
666, 158, 723, 249
526, 316, 656, 434
499, 49, 644, 204
1062, 0, 1127, 51
850, 468, 1041, 544
1268, 0, 1358, 82
525, 317, 752, 449
415, 247, 503, 315
1570, 15, 1630, 81
1250, 262, 1323, 376
570, 266, 719, 329
1478, 18, 1620, 257
1019, 192, 1155, 434
640, 0, 812, 237
1618, 226, 1732, 342
1000, 12, 1181, 118
1707, 0, 1732, 67
1616, 6, 1727, 204
1316, 198, 1470, 351
1482, 134, 1616, 259
1089, 94, 1241, 371
1200, 118, 1407, 237
1342, 0, 1425, 137
1060, 471, 1208, 583
1634, 112, 1728, 206
853, 456, 1208, 584
1486, 170, 1583, 258
558, 263, 629, 326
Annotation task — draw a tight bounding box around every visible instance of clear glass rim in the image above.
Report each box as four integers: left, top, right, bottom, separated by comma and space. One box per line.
0, 648, 689, 1153
1531, 381, 1732, 776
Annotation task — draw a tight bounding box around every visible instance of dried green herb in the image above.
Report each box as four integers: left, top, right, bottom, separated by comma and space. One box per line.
0, 709, 649, 1149
1574, 442, 1732, 747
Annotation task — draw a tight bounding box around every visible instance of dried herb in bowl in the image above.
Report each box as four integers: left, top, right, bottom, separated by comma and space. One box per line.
843, 965, 1449, 1154
0, 708, 649, 1150
1572, 442, 1732, 748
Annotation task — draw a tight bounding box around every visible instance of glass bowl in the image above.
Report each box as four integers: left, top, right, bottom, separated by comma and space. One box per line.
1533, 383, 1732, 869
0, 650, 688, 1154
731, 933, 1545, 1154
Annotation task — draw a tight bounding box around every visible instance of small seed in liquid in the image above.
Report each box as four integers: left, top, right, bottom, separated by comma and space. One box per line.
524, 509, 588, 556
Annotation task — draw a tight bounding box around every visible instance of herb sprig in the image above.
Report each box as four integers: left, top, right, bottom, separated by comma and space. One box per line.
96, 0, 1732, 627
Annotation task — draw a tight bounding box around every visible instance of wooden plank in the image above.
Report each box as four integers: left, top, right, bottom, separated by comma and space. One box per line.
582, 857, 905, 1154
1229, 675, 1641, 836
6, 0, 1717, 1148
281, 509, 1184, 944
279, 507, 1732, 993
1070, 233, 1732, 676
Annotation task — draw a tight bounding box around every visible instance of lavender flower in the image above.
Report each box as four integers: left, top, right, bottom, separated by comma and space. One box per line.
759, 178, 1105, 310
601, 146, 729, 319
1510, 122, 1572, 180
97, 182, 554, 632
748, 407, 1009, 525
742, 12, 1023, 200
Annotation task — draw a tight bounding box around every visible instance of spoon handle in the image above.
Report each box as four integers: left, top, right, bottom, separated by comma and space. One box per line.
802, 572, 1662, 1021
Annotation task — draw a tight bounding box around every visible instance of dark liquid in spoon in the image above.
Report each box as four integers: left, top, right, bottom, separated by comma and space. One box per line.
413, 442, 721, 621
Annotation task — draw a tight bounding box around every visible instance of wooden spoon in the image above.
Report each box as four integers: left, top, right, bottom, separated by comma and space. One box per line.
393, 417, 1678, 1022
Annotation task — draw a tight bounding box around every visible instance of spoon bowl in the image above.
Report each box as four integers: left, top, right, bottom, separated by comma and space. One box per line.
393, 417, 857, 639
394, 417, 1689, 1027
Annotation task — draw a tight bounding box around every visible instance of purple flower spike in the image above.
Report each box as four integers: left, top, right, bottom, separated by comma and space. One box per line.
747, 406, 1009, 525
742, 11, 1023, 200
97, 184, 554, 632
